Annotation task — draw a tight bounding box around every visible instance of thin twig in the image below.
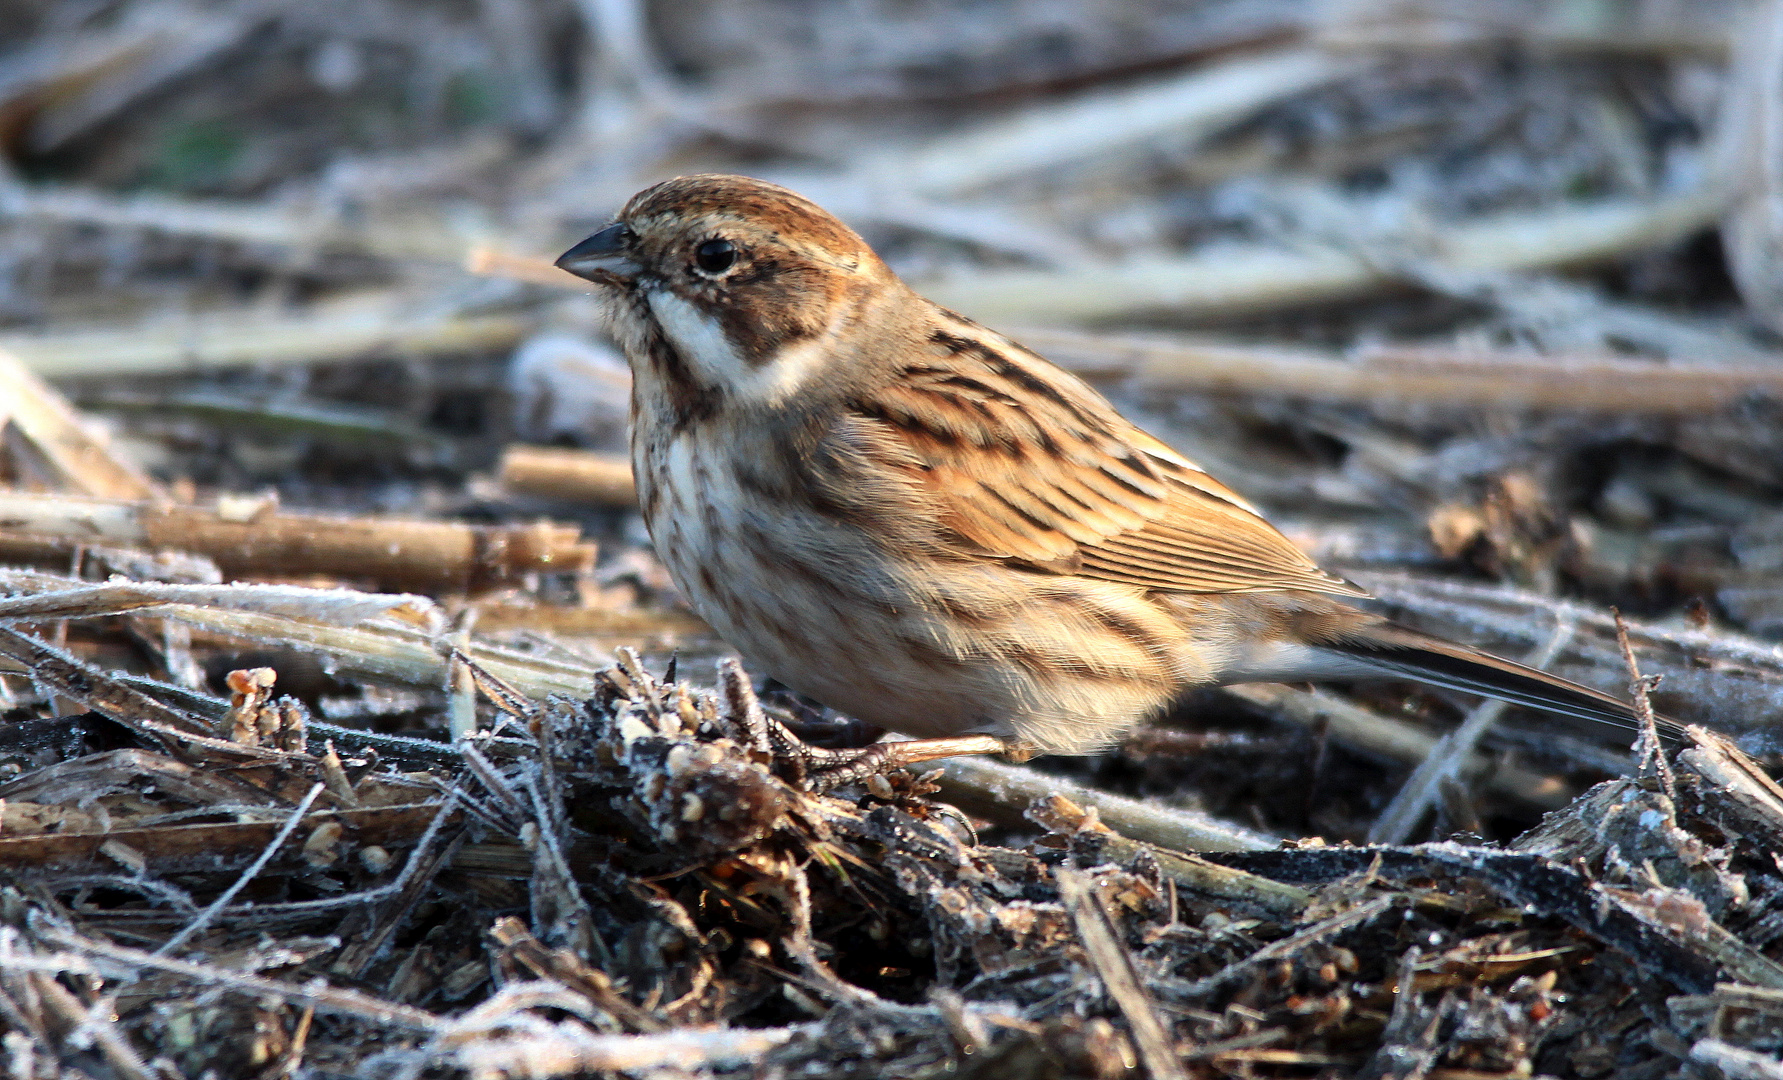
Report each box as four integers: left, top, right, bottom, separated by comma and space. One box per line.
0, 490, 594, 594
1028, 794, 1310, 915
34, 928, 440, 1031
1225, 683, 1572, 809
28, 972, 169, 1080
1176, 895, 1401, 1000
924, 191, 1726, 323
875, 48, 1360, 195
451, 1023, 811, 1076
1016, 329, 1783, 412
343, 807, 467, 978
935, 755, 1278, 853
1058, 868, 1189, 1080
0, 349, 161, 499
459, 740, 530, 830
1614, 609, 1677, 801
156, 782, 325, 956
499, 445, 638, 505
1, 300, 528, 378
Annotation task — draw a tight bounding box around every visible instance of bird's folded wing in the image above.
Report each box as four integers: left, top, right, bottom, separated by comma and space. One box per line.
837, 348, 1366, 598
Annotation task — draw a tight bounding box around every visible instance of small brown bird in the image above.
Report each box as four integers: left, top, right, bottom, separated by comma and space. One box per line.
558, 174, 1652, 778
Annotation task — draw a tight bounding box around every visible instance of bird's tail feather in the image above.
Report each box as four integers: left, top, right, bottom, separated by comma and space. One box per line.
1319, 622, 1680, 737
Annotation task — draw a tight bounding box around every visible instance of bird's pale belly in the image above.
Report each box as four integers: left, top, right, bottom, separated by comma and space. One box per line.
638, 440, 1209, 753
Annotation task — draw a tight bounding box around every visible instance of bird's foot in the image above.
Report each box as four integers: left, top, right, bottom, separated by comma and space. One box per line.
713, 659, 1018, 791
768, 728, 1013, 793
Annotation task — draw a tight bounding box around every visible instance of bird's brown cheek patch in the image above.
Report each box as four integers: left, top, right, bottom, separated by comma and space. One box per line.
710, 264, 829, 369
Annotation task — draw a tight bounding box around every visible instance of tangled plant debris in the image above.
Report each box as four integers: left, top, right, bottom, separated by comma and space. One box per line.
0, 588, 1779, 1077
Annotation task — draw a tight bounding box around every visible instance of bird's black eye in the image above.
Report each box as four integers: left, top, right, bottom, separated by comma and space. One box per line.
693, 238, 736, 275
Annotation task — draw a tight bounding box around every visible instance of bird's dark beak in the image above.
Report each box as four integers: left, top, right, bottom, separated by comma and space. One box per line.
556, 223, 640, 282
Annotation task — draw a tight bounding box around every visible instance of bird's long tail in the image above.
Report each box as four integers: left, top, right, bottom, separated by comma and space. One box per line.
1317, 621, 1680, 736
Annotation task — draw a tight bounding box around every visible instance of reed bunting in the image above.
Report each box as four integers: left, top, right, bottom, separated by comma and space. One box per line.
558, 174, 1651, 781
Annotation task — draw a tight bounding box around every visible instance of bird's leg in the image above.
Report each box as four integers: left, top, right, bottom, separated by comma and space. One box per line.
801, 735, 1015, 793
759, 716, 1013, 792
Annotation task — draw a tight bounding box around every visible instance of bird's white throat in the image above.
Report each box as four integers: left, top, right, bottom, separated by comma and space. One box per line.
645, 288, 835, 408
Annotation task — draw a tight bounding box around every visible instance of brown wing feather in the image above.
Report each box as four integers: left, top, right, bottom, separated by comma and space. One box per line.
837, 325, 1366, 598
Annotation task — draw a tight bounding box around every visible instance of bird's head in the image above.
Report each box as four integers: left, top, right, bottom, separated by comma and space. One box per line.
557, 174, 902, 410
